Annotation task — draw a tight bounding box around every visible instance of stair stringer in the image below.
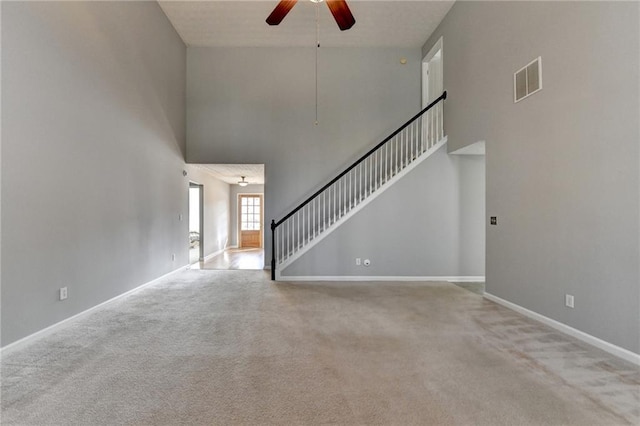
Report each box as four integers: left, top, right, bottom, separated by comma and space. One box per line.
275, 135, 448, 280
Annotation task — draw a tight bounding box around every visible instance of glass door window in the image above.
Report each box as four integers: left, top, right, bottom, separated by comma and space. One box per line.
241, 196, 261, 231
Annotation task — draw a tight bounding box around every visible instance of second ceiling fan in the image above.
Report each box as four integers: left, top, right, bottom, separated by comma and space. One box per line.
266, 0, 356, 31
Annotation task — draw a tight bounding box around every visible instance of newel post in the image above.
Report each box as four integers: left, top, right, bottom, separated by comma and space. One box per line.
270, 220, 276, 280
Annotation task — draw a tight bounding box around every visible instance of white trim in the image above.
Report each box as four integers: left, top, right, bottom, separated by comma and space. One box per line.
449, 276, 486, 282
188, 182, 205, 261
423, 36, 443, 63
276, 275, 485, 283
0, 265, 189, 355
484, 292, 640, 366
276, 137, 448, 278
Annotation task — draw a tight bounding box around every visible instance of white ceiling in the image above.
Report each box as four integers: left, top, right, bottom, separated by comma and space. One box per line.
195, 164, 265, 185
158, 0, 455, 48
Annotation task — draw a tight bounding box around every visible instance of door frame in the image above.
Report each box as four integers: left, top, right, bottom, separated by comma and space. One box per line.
422, 36, 443, 108
237, 193, 264, 249
189, 182, 204, 262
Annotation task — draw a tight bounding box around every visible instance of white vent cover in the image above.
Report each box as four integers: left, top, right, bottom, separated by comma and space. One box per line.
514, 57, 542, 103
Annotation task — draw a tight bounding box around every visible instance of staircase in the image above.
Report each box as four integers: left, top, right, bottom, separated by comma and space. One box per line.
270, 91, 448, 280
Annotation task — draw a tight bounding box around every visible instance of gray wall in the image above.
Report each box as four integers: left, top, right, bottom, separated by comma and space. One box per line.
187, 47, 484, 280
185, 167, 231, 256
282, 146, 463, 277
457, 155, 485, 276
229, 184, 265, 248
187, 47, 423, 262
424, 1, 639, 353
1, 2, 187, 346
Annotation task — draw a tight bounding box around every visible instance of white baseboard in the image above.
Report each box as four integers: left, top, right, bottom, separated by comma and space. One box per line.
484, 292, 640, 366
276, 275, 485, 282
447, 276, 485, 282
0, 265, 189, 356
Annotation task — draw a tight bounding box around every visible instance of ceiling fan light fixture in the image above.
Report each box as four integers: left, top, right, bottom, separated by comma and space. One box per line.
238, 176, 249, 187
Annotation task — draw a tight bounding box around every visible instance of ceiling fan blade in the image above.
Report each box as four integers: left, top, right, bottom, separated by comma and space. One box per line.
326, 0, 355, 31
266, 0, 298, 26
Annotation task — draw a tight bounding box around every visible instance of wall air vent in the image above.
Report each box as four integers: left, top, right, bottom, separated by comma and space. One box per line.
514, 56, 542, 103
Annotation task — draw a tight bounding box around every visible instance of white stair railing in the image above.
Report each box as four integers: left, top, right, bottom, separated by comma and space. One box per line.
271, 91, 447, 279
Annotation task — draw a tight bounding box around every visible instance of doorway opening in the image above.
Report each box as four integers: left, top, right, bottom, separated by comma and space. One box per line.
200, 192, 267, 269
422, 36, 443, 107
450, 141, 486, 288
189, 182, 204, 264
190, 164, 265, 270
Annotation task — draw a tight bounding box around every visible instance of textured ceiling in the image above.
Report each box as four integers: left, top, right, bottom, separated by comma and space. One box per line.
158, 1, 455, 48
196, 164, 265, 185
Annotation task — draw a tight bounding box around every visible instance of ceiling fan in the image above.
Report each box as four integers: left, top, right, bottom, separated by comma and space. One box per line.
266, 0, 356, 31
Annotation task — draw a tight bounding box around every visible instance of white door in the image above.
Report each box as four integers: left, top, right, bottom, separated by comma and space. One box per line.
422, 37, 443, 107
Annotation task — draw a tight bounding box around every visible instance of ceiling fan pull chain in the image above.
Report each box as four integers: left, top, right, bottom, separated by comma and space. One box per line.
315, 2, 320, 126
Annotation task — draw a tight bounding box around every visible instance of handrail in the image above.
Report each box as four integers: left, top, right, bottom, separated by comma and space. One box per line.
270, 90, 447, 279
273, 91, 446, 228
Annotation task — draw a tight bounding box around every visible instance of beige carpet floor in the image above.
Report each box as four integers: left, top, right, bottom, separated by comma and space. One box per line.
2, 270, 638, 425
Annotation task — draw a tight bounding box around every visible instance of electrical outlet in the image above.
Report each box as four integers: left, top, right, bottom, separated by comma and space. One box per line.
355, 258, 361, 266
179, 214, 183, 221
565, 294, 574, 308
490, 216, 497, 225
171, 253, 176, 261
59, 287, 68, 301
363, 259, 371, 267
